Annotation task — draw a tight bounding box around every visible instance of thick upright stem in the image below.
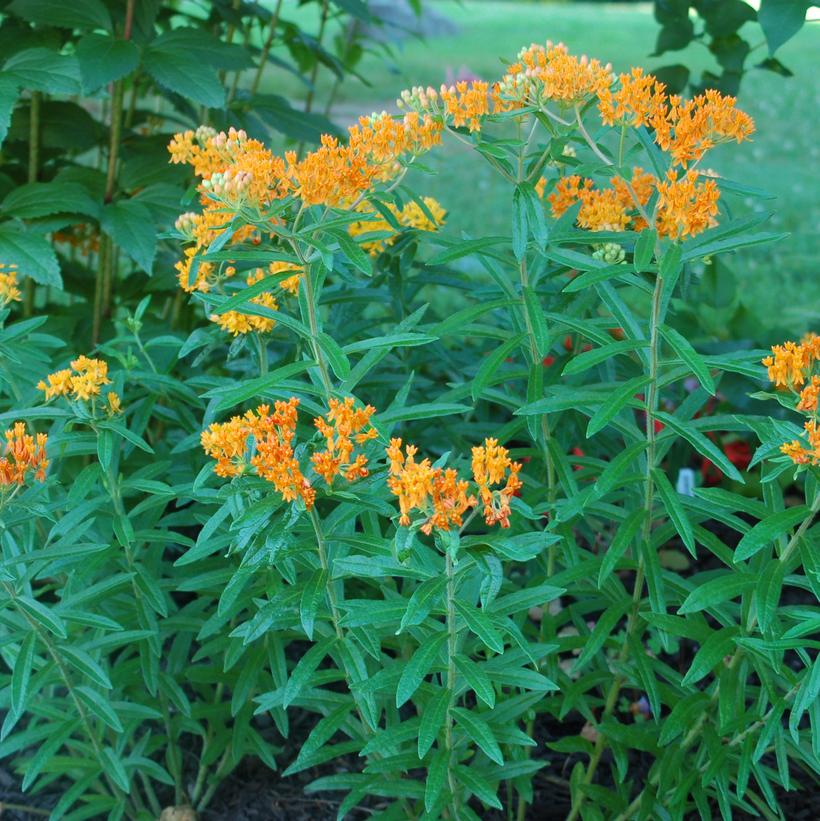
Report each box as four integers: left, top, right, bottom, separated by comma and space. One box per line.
567, 273, 665, 821
444, 550, 463, 821
251, 0, 284, 96
23, 92, 41, 316
302, 262, 334, 398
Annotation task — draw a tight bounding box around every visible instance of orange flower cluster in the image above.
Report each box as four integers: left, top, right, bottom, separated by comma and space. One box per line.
548, 165, 718, 238
0, 265, 22, 306
201, 399, 314, 506
548, 167, 655, 232
311, 397, 377, 484
655, 170, 720, 239
763, 337, 820, 388
440, 81, 491, 132
598, 67, 667, 128
386, 439, 476, 534
498, 42, 612, 107
386, 437, 523, 534
210, 269, 279, 336
472, 439, 523, 529
653, 90, 755, 168
202, 397, 376, 507
347, 197, 446, 256
763, 335, 820, 465
38, 356, 119, 406
0, 423, 48, 488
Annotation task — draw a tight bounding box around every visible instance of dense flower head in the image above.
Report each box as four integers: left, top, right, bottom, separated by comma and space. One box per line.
763, 335, 820, 465
386, 438, 476, 534
548, 167, 655, 233
38, 356, 116, 404
655, 169, 720, 239
347, 197, 446, 256
498, 41, 612, 107
440, 80, 491, 131
653, 89, 755, 168
0, 422, 48, 488
0, 265, 22, 306
598, 67, 668, 129
311, 397, 378, 484
471, 438, 523, 528
210, 269, 279, 336
202, 398, 315, 507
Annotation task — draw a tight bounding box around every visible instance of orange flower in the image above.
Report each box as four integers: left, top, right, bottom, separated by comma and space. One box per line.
762, 341, 811, 389
440, 80, 490, 132
655, 170, 719, 239
498, 42, 611, 106
653, 89, 754, 168
0, 265, 22, 305
38, 357, 111, 403
210, 269, 279, 336
598, 67, 667, 128
202, 399, 315, 507
0, 423, 48, 487
311, 397, 377, 485
781, 420, 820, 466
471, 438, 523, 529
385, 439, 476, 534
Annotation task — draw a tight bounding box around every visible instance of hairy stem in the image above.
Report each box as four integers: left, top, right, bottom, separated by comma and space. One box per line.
445, 550, 463, 821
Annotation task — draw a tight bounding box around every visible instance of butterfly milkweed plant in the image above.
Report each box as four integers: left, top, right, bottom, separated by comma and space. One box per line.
1, 39, 818, 821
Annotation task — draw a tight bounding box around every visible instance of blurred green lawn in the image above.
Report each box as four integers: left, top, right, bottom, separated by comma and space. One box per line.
267, 1, 819, 330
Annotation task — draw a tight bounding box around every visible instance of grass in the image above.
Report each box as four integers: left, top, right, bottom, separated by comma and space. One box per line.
266, 1, 819, 331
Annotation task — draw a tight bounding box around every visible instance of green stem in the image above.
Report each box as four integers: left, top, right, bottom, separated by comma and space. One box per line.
250, 0, 284, 96
567, 272, 665, 821
23, 91, 41, 317
444, 550, 463, 821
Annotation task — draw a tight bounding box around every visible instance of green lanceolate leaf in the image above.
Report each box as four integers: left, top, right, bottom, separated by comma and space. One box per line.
454, 655, 495, 708
454, 599, 504, 654
678, 573, 757, 614
300, 569, 327, 640
282, 638, 334, 708
11, 632, 37, 716
659, 325, 716, 394
16, 597, 67, 639
573, 600, 630, 673
452, 707, 504, 765
562, 339, 646, 376
633, 229, 656, 272
522, 287, 549, 358
681, 627, 739, 686
418, 688, 450, 759
472, 334, 524, 402
652, 467, 696, 556
424, 746, 449, 813
396, 632, 447, 708
398, 576, 447, 634
598, 509, 646, 587
586, 375, 651, 437
734, 506, 810, 562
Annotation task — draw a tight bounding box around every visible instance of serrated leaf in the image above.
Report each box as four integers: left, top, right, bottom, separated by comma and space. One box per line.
144, 43, 224, 108
396, 633, 446, 708
0, 226, 61, 287
76, 34, 139, 92
2, 181, 99, 219
3, 48, 81, 94
8, 0, 112, 30
100, 200, 156, 273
